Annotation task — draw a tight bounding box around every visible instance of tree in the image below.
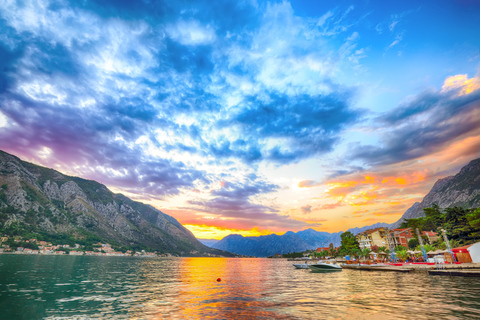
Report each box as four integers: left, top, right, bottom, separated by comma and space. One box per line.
423, 244, 435, 253
444, 207, 480, 243
396, 249, 408, 261
329, 247, 337, 258
466, 207, 480, 229
423, 204, 444, 230
361, 248, 372, 261
408, 238, 419, 249
371, 245, 379, 253
340, 231, 359, 252
384, 249, 391, 260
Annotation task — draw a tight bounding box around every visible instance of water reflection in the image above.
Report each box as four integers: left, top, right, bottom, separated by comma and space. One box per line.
1, 255, 480, 319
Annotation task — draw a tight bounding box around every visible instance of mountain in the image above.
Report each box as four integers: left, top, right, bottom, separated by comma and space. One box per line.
0, 150, 232, 256
295, 228, 342, 248
391, 158, 480, 228
212, 233, 312, 257
198, 238, 219, 247
346, 222, 391, 235
211, 224, 388, 257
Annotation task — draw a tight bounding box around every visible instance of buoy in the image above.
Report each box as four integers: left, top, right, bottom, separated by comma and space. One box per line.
216, 278, 221, 282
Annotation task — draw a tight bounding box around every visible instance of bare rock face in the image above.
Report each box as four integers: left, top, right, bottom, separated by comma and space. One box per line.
392, 158, 480, 227
43, 180, 62, 201
0, 149, 224, 255
60, 181, 88, 204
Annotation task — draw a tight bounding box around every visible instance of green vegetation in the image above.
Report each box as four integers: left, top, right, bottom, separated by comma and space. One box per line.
339, 231, 359, 252
400, 204, 480, 246
18, 160, 69, 186
71, 177, 114, 205
408, 238, 419, 249
281, 251, 305, 258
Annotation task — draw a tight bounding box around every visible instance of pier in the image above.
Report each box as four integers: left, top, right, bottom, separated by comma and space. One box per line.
341, 262, 480, 276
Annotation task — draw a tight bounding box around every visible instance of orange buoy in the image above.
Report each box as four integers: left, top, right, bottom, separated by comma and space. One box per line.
216, 278, 221, 282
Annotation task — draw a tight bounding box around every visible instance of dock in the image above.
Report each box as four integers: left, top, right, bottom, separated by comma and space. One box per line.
342, 265, 413, 273
342, 262, 480, 276
428, 270, 480, 277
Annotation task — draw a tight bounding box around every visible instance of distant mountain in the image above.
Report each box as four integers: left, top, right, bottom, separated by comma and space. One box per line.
211, 233, 312, 257
295, 228, 342, 248
198, 238, 219, 247
211, 224, 390, 257
346, 222, 391, 235
0, 150, 232, 256
391, 158, 480, 228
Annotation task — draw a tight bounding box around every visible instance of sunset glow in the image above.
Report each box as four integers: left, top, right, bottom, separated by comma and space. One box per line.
0, 0, 479, 239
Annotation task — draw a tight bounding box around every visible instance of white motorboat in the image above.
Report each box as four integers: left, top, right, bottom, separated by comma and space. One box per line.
293, 263, 310, 269
308, 262, 342, 271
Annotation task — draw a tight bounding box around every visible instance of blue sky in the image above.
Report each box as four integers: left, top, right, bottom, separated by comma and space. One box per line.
0, 0, 479, 238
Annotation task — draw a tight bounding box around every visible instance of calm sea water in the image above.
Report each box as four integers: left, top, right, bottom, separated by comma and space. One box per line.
1, 255, 480, 319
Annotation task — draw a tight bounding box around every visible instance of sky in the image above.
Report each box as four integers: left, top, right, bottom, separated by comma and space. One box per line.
0, 0, 480, 240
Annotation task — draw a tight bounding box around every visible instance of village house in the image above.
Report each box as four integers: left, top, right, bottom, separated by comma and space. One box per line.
388, 228, 439, 249
356, 228, 388, 249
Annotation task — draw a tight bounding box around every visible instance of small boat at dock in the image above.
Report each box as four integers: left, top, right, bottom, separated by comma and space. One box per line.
308, 262, 342, 271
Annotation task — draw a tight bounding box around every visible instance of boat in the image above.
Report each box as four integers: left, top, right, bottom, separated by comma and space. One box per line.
308, 262, 342, 271
293, 263, 310, 269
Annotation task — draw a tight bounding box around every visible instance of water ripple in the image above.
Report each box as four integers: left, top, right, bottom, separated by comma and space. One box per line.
1, 256, 480, 319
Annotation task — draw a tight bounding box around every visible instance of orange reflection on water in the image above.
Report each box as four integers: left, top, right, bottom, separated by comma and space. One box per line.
174, 258, 290, 319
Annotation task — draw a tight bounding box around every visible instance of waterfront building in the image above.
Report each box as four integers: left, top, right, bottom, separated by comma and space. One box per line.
452, 245, 473, 263
387, 228, 439, 249
356, 228, 388, 249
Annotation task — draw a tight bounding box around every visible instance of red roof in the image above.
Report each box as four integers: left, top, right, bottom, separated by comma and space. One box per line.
452, 244, 472, 253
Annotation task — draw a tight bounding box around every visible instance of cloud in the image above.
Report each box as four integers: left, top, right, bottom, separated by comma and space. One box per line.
387, 33, 402, 50
185, 179, 312, 230
166, 19, 216, 46
298, 180, 321, 188
300, 204, 311, 214
318, 201, 345, 211
349, 74, 480, 166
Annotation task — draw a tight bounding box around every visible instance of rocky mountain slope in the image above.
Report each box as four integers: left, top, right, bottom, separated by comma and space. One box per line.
0, 150, 232, 256
391, 158, 480, 228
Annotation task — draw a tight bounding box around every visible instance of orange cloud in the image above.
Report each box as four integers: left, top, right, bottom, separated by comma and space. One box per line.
442, 74, 480, 95
318, 201, 345, 210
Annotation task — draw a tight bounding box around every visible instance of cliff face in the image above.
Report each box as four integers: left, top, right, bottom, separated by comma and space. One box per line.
0, 150, 228, 255
392, 158, 480, 228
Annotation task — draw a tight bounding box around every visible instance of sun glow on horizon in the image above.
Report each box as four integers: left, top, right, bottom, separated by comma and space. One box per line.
184, 224, 282, 240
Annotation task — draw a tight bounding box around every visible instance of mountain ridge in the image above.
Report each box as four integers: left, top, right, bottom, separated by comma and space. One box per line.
0, 150, 232, 256
391, 158, 480, 228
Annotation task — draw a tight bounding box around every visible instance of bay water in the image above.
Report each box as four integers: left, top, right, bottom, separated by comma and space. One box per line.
1, 255, 480, 319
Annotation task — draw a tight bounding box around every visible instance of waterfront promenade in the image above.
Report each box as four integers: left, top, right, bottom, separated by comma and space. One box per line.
342, 262, 480, 276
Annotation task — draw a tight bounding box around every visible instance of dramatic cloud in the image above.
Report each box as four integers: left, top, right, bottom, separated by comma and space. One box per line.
0, 0, 479, 237
350, 75, 480, 167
